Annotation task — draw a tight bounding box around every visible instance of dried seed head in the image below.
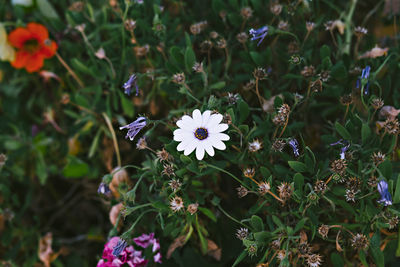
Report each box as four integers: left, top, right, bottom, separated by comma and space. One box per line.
243, 168, 256, 178
346, 177, 361, 191
253, 67, 268, 80
170, 196, 184, 212
271, 239, 281, 250
134, 44, 150, 57
157, 148, 173, 162
371, 98, 384, 110
136, 137, 147, 150
271, 139, 286, 152
310, 79, 323, 92
247, 243, 258, 256
248, 139, 263, 152
277, 250, 286, 261
306, 22, 315, 32
379, 106, 400, 120
190, 21, 207, 35
345, 189, 359, 202
162, 164, 175, 177
240, 7, 253, 19
216, 38, 227, 49
318, 225, 330, 238
298, 242, 312, 256
0, 153, 7, 167
187, 203, 199, 215
124, 19, 136, 31
258, 181, 271, 195
278, 182, 293, 201
69, 1, 84, 12
354, 26, 368, 38
368, 176, 378, 187
168, 179, 182, 192
227, 93, 240, 105
223, 113, 232, 124
307, 191, 319, 204
236, 32, 249, 43
270, 3, 283, 15
236, 228, 249, 240
301, 65, 315, 78
243, 80, 256, 90
278, 104, 291, 116
289, 55, 302, 65
340, 94, 353, 105
200, 40, 213, 52
278, 21, 289, 31
324, 20, 334, 31
330, 159, 347, 175
192, 62, 204, 73
172, 73, 185, 84
306, 254, 323, 267
383, 118, 400, 134
236, 186, 249, 198
314, 180, 327, 194
209, 31, 219, 39
372, 152, 385, 165
219, 10, 227, 20
272, 114, 286, 126
318, 70, 330, 82
351, 233, 369, 250
388, 216, 399, 229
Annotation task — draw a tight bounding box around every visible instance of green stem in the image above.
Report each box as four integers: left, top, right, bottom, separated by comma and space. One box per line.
343, 0, 358, 55
206, 163, 247, 188
217, 204, 249, 228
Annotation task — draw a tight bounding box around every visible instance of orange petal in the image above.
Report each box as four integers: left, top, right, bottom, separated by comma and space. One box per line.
39, 41, 57, 58
25, 53, 45, 72
11, 51, 30, 68
27, 23, 49, 43
8, 28, 32, 48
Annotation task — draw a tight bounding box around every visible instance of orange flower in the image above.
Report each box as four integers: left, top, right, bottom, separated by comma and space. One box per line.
8, 23, 57, 72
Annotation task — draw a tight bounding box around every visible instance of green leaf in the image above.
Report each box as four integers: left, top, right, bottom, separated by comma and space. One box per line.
361, 123, 371, 144
335, 122, 352, 140
320, 45, 331, 59
62, 156, 89, 178
260, 167, 271, 177
184, 46, 196, 72
272, 215, 284, 228
378, 160, 392, 179
209, 81, 226, 90
250, 215, 264, 231
88, 129, 102, 158
331, 252, 345, 267
288, 161, 308, 173
36, 151, 48, 185
169, 46, 184, 67
370, 232, 384, 267
37, 0, 59, 19
232, 251, 247, 267
250, 51, 263, 66
294, 173, 304, 196
359, 250, 369, 267
119, 92, 134, 117
195, 218, 208, 254
198, 207, 217, 222
180, 154, 192, 164
238, 101, 250, 123
71, 58, 96, 76
294, 218, 307, 233
253, 231, 271, 242
393, 174, 400, 204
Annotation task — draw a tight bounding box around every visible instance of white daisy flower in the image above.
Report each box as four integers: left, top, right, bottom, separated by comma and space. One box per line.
173, 109, 230, 160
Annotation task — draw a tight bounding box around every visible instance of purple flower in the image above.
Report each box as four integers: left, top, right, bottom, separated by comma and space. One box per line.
98, 182, 111, 195
356, 66, 371, 95
123, 74, 139, 96
154, 252, 162, 263
119, 117, 147, 141
330, 139, 350, 159
288, 138, 300, 157
377, 180, 392, 206
249, 26, 268, 46
112, 239, 128, 257
361, 66, 371, 79
133, 232, 160, 252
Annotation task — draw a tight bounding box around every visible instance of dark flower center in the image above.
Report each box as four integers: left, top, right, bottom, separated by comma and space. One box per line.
194, 128, 208, 140
23, 39, 39, 53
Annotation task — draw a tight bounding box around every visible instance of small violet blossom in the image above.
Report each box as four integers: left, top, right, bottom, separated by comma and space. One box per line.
133, 233, 162, 262
288, 138, 300, 157
112, 239, 128, 257
249, 26, 268, 46
123, 74, 139, 96
356, 66, 371, 95
377, 179, 393, 206
330, 139, 350, 159
97, 182, 111, 196
119, 117, 147, 141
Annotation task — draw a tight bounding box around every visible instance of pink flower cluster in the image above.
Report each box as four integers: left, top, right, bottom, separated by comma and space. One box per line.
97, 234, 162, 267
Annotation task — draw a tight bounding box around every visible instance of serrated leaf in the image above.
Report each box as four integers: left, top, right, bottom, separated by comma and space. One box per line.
335, 122, 352, 140
250, 215, 264, 231
288, 161, 308, 173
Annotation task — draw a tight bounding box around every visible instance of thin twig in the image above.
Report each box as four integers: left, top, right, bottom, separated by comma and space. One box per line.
102, 112, 121, 167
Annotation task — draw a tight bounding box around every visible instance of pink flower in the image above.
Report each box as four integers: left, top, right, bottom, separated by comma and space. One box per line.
154, 252, 162, 263
133, 233, 155, 248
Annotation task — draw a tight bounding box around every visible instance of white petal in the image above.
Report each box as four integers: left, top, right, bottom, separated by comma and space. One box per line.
201, 110, 211, 127
204, 142, 215, 157
192, 109, 202, 124
206, 114, 223, 129
177, 115, 195, 131
174, 132, 192, 142
177, 140, 190, 151
209, 123, 228, 133
195, 143, 205, 160
211, 139, 226, 150
184, 140, 199, 156
210, 132, 230, 141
